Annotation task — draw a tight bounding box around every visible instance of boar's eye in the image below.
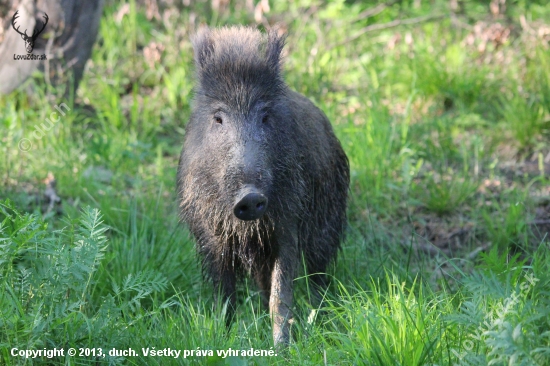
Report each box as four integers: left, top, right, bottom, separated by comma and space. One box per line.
262, 115, 269, 123
214, 116, 223, 124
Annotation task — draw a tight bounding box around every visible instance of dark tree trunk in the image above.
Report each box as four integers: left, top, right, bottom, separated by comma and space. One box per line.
0, 0, 103, 95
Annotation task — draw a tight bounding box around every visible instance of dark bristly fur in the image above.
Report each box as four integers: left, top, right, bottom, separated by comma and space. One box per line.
176, 26, 350, 346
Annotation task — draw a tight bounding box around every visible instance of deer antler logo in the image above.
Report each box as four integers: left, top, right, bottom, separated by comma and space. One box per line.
12, 10, 49, 53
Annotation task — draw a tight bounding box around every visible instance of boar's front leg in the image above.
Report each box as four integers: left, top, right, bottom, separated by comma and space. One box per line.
199, 232, 237, 327
270, 226, 298, 346
214, 266, 237, 327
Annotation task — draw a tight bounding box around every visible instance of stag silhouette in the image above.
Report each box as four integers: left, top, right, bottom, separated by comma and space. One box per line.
12, 10, 49, 53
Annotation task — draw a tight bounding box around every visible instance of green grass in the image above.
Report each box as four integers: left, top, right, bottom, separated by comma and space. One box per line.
1, 0, 550, 364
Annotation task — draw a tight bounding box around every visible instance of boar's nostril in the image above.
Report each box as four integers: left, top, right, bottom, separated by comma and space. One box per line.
233, 193, 268, 221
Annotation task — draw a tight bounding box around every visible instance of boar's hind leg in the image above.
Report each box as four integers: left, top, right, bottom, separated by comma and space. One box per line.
270, 227, 298, 346
253, 264, 273, 309
309, 248, 335, 306
310, 272, 329, 307
307, 272, 329, 324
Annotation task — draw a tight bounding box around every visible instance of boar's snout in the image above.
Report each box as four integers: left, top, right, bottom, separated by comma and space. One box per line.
233, 185, 268, 221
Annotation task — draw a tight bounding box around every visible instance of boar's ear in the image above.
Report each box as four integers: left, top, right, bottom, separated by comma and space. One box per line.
266, 27, 286, 74
192, 26, 214, 71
